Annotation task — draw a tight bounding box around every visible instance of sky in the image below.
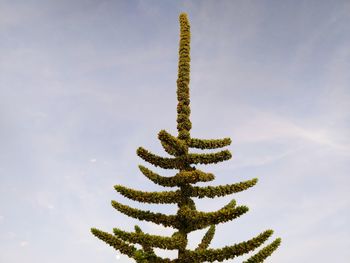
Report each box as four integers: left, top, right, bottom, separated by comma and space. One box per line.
1, 0, 349, 262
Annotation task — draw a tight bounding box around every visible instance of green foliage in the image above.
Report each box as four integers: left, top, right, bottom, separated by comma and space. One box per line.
195, 225, 215, 251
138, 165, 215, 187
91, 13, 281, 262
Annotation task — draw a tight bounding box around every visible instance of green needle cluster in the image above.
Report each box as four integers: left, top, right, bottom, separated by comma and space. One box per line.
91, 13, 281, 262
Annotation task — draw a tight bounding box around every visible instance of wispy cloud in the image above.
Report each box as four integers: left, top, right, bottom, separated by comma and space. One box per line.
19, 241, 29, 247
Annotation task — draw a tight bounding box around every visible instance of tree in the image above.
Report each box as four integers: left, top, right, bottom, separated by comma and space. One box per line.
91, 13, 281, 263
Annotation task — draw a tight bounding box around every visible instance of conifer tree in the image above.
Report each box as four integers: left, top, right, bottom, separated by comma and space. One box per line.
91, 13, 281, 262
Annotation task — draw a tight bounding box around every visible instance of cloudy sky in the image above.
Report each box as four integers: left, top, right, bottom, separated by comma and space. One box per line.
1, 1, 349, 262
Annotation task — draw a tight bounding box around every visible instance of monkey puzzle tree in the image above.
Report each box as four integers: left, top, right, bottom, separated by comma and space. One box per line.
91, 13, 281, 262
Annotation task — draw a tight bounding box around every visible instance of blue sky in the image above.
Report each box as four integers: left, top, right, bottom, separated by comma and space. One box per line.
1, 1, 349, 262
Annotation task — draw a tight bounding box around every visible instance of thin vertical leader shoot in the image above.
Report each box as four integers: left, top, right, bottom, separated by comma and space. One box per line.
176, 13, 192, 142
